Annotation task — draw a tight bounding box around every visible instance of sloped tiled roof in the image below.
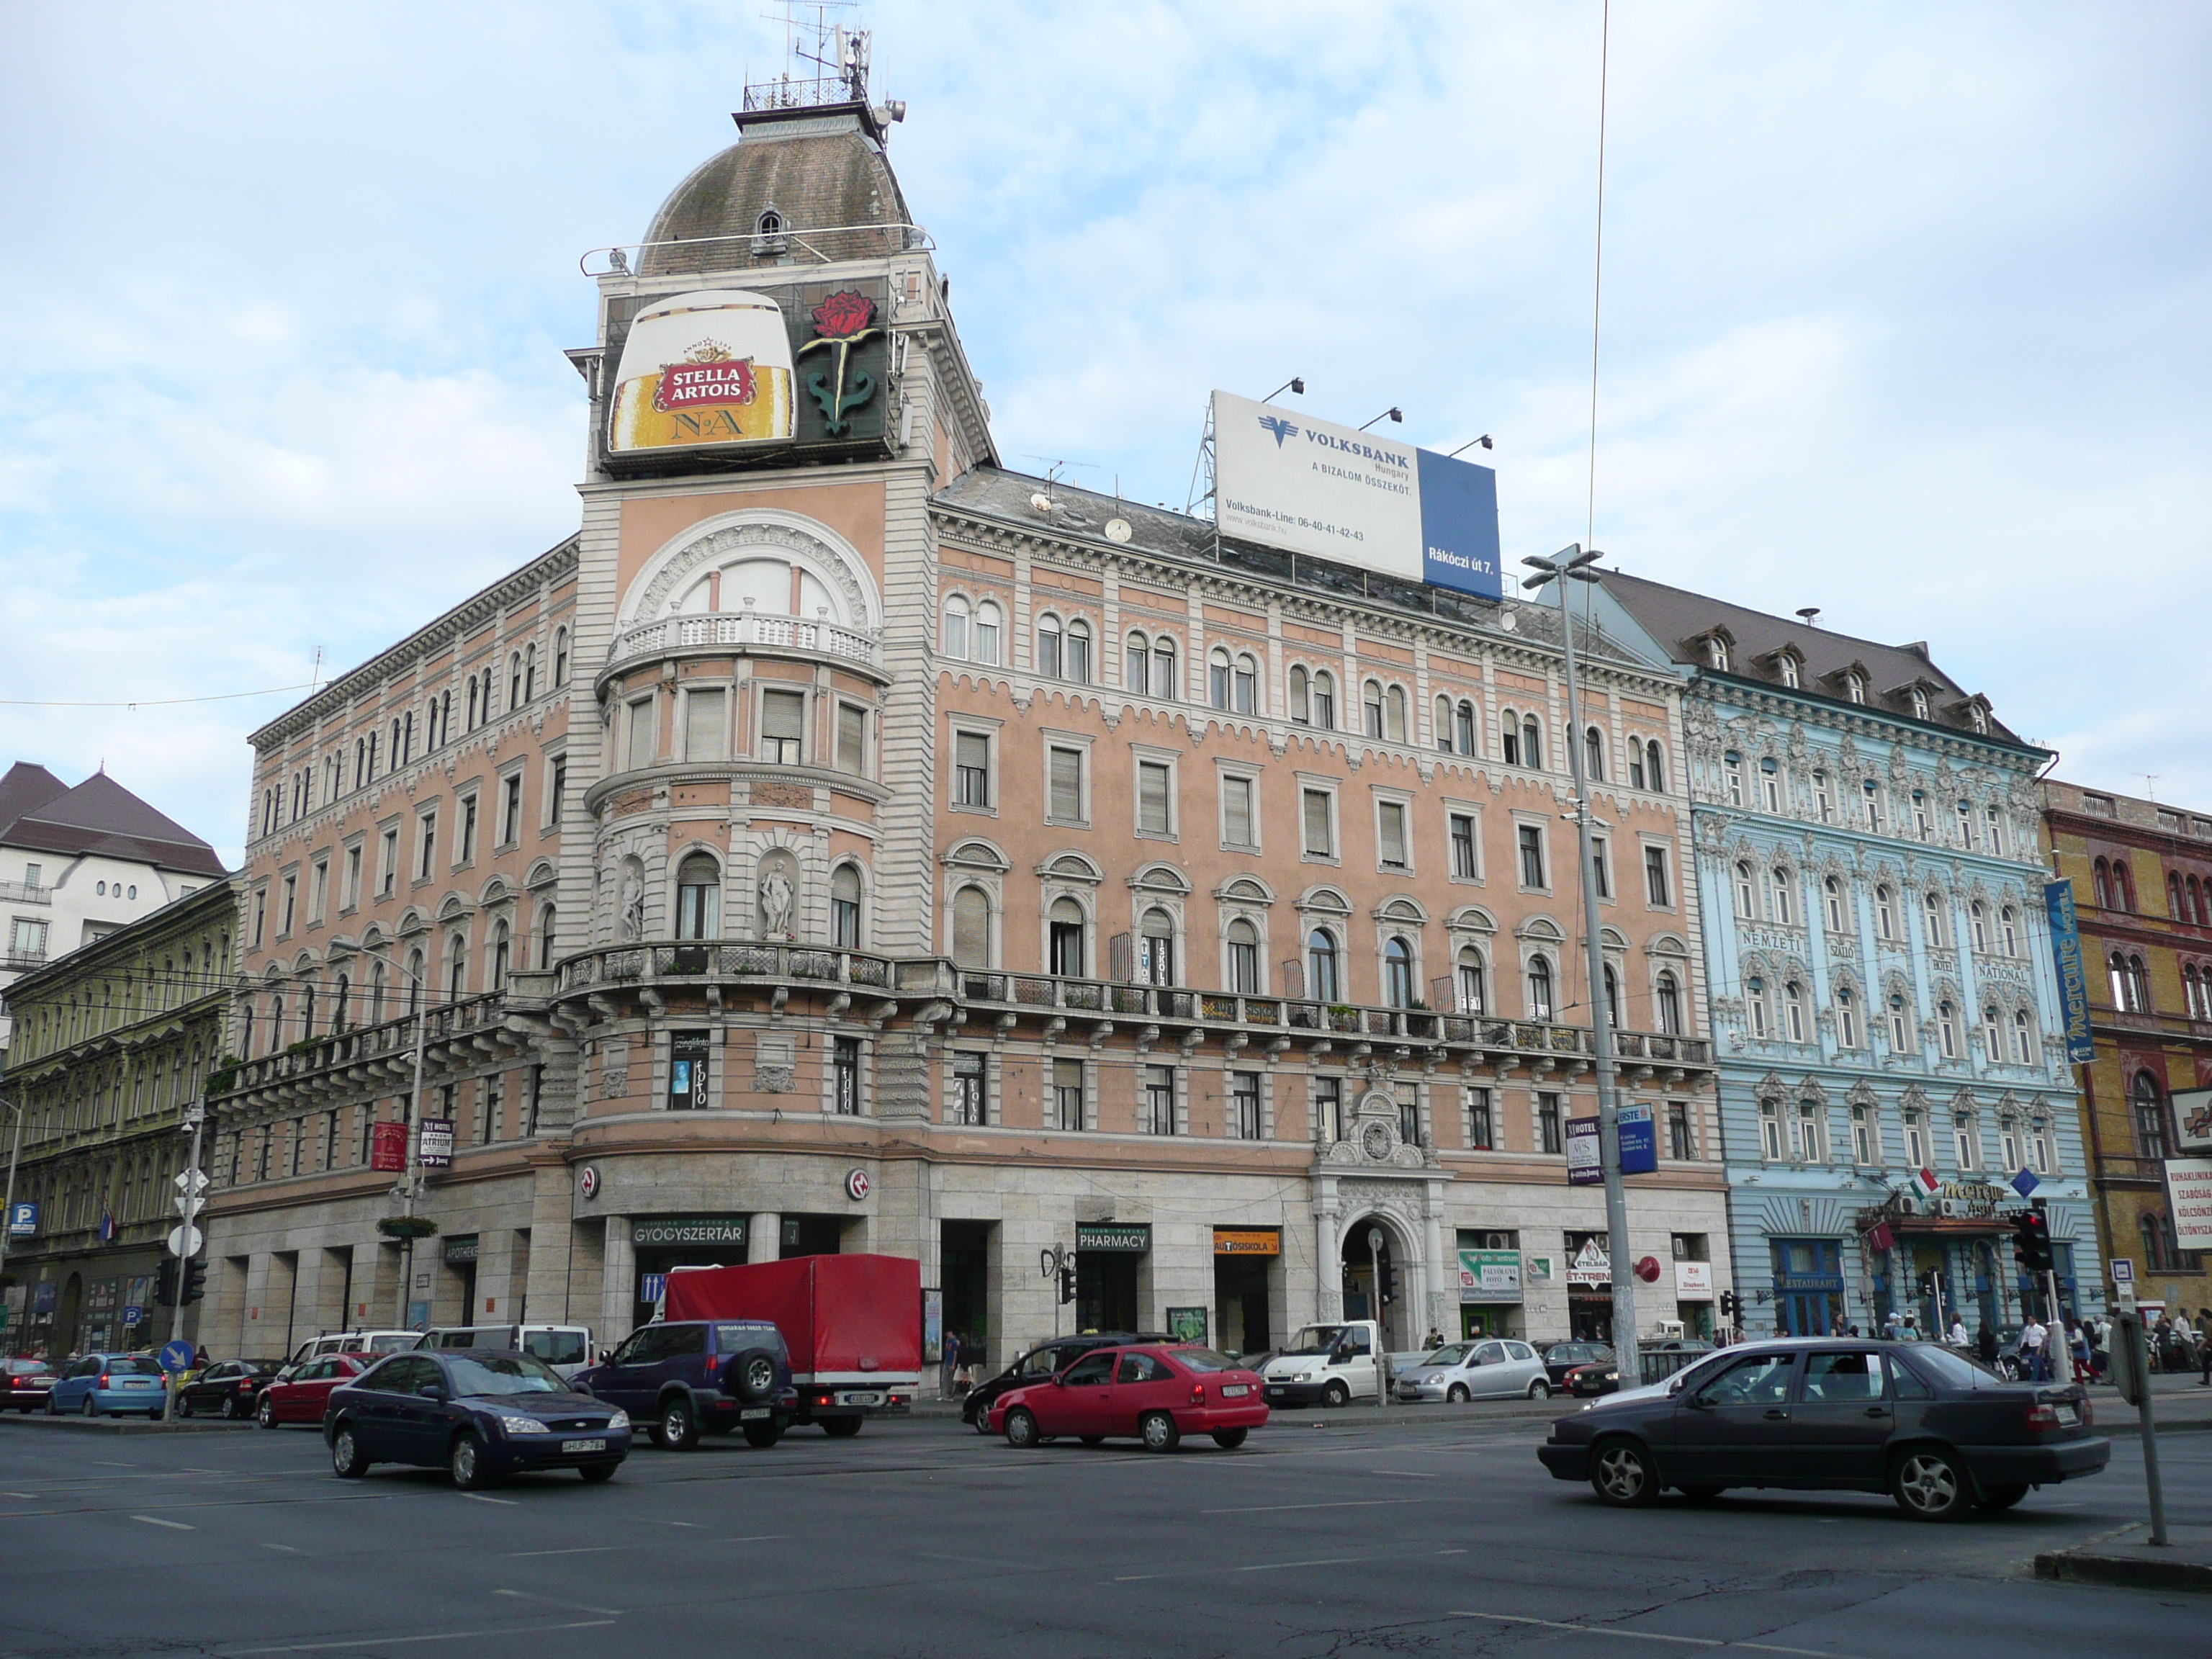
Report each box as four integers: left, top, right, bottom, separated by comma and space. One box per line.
0, 763, 68, 835
0, 768, 227, 877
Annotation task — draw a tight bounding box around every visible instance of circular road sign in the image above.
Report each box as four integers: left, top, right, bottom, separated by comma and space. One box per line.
1367, 1226, 1384, 1254
166, 1224, 203, 1258
159, 1339, 196, 1373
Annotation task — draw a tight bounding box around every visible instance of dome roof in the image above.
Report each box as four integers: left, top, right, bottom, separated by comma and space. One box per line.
639, 112, 914, 278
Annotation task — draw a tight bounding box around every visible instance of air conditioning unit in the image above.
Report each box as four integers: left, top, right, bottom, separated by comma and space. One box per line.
1894, 1195, 1920, 1215
1938, 1198, 1962, 1218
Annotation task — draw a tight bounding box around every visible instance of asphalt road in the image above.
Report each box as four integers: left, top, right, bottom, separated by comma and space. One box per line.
2, 1409, 2208, 1659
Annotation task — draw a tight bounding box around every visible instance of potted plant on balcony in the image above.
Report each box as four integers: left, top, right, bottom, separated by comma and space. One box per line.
1328, 1004, 1361, 1032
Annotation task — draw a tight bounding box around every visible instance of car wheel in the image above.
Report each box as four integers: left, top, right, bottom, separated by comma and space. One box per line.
578, 1462, 618, 1483
1527, 1380, 1552, 1401
330, 1424, 371, 1479
222, 1394, 245, 1421
256, 1395, 278, 1429
1211, 1428, 1249, 1449
740, 1421, 784, 1449
729, 1348, 778, 1404
821, 1416, 863, 1439
45, 1394, 58, 1416
1590, 1438, 1660, 1508
449, 1431, 495, 1491
1979, 1483, 2029, 1511
176, 1395, 194, 1419
658, 1396, 699, 1452
1447, 1384, 1470, 1404
971, 1413, 996, 1436
1004, 1408, 1040, 1449
1675, 1484, 1726, 1502
1323, 1380, 1349, 1408
1891, 1447, 1972, 1521
83, 1395, 99, 1418
1139, 1411, 1181, 1454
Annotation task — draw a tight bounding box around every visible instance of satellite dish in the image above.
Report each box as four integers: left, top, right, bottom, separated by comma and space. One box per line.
1104, 518, 1133, 544
1029, 493, 1053, 514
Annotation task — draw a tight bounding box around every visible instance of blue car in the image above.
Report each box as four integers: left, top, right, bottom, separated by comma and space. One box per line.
323, 1349, 632, 1489
49, 1353, 168, 1418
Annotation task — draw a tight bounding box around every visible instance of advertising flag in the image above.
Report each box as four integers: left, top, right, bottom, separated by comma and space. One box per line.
2044, 878, 2096, 1064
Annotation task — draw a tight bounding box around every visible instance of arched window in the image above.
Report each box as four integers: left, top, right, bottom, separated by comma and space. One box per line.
1645, 740, 1665, 792
1583, 727, 1605, 782
1887, 993, 1911, 1053
1876, 886, 1897, 941
944, 595, 971, 658
1520, 714, 1540, 768
952, 886, 991, 968
466, 677, 480, 730
2012, 1009, 2034, 1064
1923, 890, 1946, 946
1527, 953, 1555, 1020
447, 938, 467, 1002
1140, 908, 1175, 986
1037, 614, 1063, 678
491, 922, 510, 991
2110, 950, 2133, 1010
1722, 752, 1743, 806
369, 959, 387, 1022
1234, 654, 1256, 714
2134, 1071, 2168, 1159
1500, 709, 1521, 765
1363, 681, 1385, 739
1435, 696, 1454, 752
830, 865, 862, 948
1708, 637, 1730, 671
406, 950, 424, 1014
1456, 947, 1486, 1014
1735, 863, 1757, 918
331, 974, 350, 1034
1771, 868, 1793, 925
1310, 670, 1334, 728
1064, 619, 1092, 683
2130, 954, 2152, 1011
1603, 962, 1622, 1028
1226, 920, 1260, 993
1126, 631, 1151, 695
1784, 981, 1807, 1043
1456, 701, 1475, 756
1983, 1004, 2003, 1058
2093, 859, 2114, 910
2116, 861, 2137, 912
553, 627, 570, 687
508, 652, 523, 709
1970, 902, 1989, 953
1835, 986, 1858, 1047
1778, 654, 1800, 689
975, 601, 1002, 665
1798, 1100, 1824, 1161
1048, 897, 1087, 976
523, 644, 536, 703
1656, 970, 1682, 1035
1909, 687, 1930, 720
1825, 876, 1847, 933
675, 854, 721, 940
1386, 686, 1408, 744
1292, 665, 1311, 723
302, 984, 317, 1036
536, 909, 556, 971
1151, 632, 1174, 698
1294, 926, 1336, 1004
1383, 936, 1415, 1007
1746, 978, 1769, 1039
1938, 1001, 1959, 1058
1845, 670, 1866, 704
1210, 649, 1233, 710
1759, 757, 1781, 813
1761, 1099, 1784, 1160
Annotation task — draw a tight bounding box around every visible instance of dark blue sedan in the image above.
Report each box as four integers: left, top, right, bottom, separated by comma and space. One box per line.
323, 1349, 632, 1488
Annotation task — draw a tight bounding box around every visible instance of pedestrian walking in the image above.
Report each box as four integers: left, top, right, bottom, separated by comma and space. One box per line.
1424, 1328, 1444, 1352
1977, 1323, 2000, 1365
1884, 1308, 1905, 1342
2022, 1316, 2049, 1381
1947, 1316, 1967, 1347
941, 1330, 962, 1398
2194, 1308, 2212, 1386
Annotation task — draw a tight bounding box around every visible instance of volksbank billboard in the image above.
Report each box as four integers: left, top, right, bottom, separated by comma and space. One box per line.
1212, 391, 1502, 598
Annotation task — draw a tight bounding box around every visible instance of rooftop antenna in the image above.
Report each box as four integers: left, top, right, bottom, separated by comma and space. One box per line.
1795, 607, 1821, 628
755, 1, 864, 108
2144, 775, 2159, 802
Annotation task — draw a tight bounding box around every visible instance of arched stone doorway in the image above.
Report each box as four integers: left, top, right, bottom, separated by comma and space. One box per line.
1339, 1213, 1419, 1354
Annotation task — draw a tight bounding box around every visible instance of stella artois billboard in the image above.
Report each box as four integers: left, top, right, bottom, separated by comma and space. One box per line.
606, 285, 889, 460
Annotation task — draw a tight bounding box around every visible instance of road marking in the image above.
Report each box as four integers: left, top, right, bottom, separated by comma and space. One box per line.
95, 1461, 137, 1468
493, 1590, 624, 1617
506, 1547, 621, 1557
1118, 1555, 1364, 1582
1368, 1469, 1440, 1478
225, 1620, 617, 1654
261, 1543, 304, 1554
1201, 1497, 1426, 1514
1451, 1614, 1867, 1658
130, 1514, 195, 1531
460, 1493, 519, 1506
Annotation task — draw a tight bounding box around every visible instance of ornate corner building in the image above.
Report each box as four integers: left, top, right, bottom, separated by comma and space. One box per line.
1592, 573, 2100, 1337
2040, 780, 2212, 1315
200, 78, 1730, 1372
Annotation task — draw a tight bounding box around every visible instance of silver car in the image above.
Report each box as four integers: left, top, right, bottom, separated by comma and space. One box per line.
1393, 1339, 1552, 1403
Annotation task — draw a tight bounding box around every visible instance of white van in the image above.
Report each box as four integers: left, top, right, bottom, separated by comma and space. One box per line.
276, 1330, 421, 1382
414, 1323, 595, 1380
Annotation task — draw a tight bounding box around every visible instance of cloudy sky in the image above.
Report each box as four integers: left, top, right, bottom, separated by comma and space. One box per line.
2, 1, 2206, 865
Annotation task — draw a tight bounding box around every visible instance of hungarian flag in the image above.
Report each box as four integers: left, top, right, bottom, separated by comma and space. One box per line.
1911, 1167, 1941, 1198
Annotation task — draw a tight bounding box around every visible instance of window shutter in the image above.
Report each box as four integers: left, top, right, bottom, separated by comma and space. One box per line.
1380, 802, 1406, 866
1138, 762, 1170, 832
761, 691, 804, 742
836, 705, 866, 773
1223, 777, 1251, 845
684, 691, 726, 762
1303, 790, 1331, 854
952, 888, 989, 966
1050, 748, 1082, 820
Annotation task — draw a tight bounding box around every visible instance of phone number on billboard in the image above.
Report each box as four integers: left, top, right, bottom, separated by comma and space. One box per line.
1222, 501, 1367, 543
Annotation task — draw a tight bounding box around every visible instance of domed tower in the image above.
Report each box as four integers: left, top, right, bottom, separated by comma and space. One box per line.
549, 55, 997, 1326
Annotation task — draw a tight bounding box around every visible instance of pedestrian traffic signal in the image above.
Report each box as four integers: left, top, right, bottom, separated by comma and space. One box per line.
1058, 1266, 1076, 1305
2013, 1208, 2053, 1275
153, 1259, 179, 1307
1717, 1290, 1737, 1321
1379, 1259, 1400, 1305
183, 1259, 207, 1303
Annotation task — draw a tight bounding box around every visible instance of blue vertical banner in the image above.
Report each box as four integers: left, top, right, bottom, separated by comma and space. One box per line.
1616, 1104, 1659, 1175
2044, 878, 2096, 1064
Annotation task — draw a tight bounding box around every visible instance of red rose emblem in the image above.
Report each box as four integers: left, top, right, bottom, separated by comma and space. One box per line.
811, 290, 877, 341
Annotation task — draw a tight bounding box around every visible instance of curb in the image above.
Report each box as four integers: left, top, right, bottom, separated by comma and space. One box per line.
2034, 1550, 2212, 1593
0, 1413, 255, 1434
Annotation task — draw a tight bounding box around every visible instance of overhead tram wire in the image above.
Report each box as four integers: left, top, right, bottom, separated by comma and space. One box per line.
0, 680, 323, 710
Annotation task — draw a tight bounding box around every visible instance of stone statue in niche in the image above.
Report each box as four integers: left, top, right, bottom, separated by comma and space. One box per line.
758, 861, 796, 940
619, 863, 646, 943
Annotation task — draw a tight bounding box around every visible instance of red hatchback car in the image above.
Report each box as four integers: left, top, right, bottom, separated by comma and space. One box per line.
257, 1352, 375, 1427
989, 1344, 1269, 1452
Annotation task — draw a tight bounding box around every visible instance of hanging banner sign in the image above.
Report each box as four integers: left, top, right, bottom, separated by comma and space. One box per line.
1566, 1237, 1611, 1287
2165, 1159, 2212, 1253
1213, 1228, 1282, 1256
1459, 1249, 1523, 1303
369, 1121, 408, 1173
415, 1119, 455, 1170
2044, 878, 2096, 1064
1565, 1118, 1604, 1185
1617, 1105, 1658, 1175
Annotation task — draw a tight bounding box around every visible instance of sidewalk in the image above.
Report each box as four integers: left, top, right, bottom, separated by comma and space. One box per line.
2036, 1524, 2212, 1593
0, 1412, 253, 1435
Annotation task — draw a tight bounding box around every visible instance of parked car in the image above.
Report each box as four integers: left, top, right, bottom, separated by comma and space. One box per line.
989, 1344, 1268, 1452
175, 1358, 282, 1419
1537, 1338, 2110, 1521
48, 1352, 167, 1418
1259, 1321, 1387, 1408
1393, 1339, 1553, 1403
1566, 1339, 1714, 1398
1541, 1341, 1612, 1389
570, 1318, 796, 1449
4, 1357, 57, 1413
414, 1324, 595, 1381
959, 1333, 1161, 1433
323, 1349, 631, 1488
279, 1331, 421, 1382
260, 1354, 375, 1426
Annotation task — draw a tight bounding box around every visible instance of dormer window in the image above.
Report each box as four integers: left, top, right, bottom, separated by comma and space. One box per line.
1969, 704, 1990, 735
1778, 654, 1800, 689
752, 207, 788, 256
1910, 687, 1930, 720
1845, 670, 1866, 705
1707, 637, 1730, 672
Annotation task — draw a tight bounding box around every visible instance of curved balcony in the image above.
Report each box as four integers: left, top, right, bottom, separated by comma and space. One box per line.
207, 992, 523, 1110
601, 613, 884, 686
555, 941, 938, 1002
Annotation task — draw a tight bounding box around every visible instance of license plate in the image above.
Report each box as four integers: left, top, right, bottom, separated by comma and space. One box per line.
124, 1380, 152, 1388
740, 1408, 769, 1420
562, 1438, 607, 1454
2057, 1405, 2080, 1426
1220, 1384, 1249, 1397
840, 1392, 884, 1407
1265, 1387, 1287, 1397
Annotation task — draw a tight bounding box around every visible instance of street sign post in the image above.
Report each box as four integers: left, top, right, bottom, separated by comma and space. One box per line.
166, 1225, 204, 1258
161, 1102, 206, 1423
2109, 1310, 2168, 1545
1367, 1226, 1387, 1412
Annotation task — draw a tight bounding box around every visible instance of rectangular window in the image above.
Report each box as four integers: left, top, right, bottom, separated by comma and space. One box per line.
1143, 1065, 1177, 1135
1377, 800, 1408, 869
1466, 1087, 1494, 1150
683, 690, 727, 762
667, 1030, 709, 1111
1538, 1092, 1563, 1155
1644, 845, 1671, 907
953, 731, 992, 807
550, 759, 567, 825
281, 874, 297, 935
1518, 824, 1547, 889
950, 1052, 985, 1125
625, 698, 655, 771
1314, 1076, 1344, 1143
500, 774, 523, 845
1137, 760, 1172, 835
417, 813, 436, 880
760, 691, 805, 765
836, 704, 867, 775
1668, 1102, 1694, 1161
1048, 746, 1084, 822
1052, 1058, 1084, 1131
1590, 836, 1611, 899
1303, 788, 1334, 857
1222, 775, 1255, 848
459, 794, 478, 864
1228, 1071, 1261, 1140
252, 890, 266, 945
380, 828, 399, 896
310, 859, 328, 924
1449, 812, 1477, 879
833, 1038, 860, 1115
344, 845, 362, 911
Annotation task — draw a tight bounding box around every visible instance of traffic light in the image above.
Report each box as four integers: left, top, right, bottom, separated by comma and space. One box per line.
183, 1260, 207, 1304
1058, 1266, 1076, 1305
2013, 1207, 2053, 1275
153, 1259, 179, 1308
1380, 1259, 1400, 1306
1718, 1290, 1738, 1321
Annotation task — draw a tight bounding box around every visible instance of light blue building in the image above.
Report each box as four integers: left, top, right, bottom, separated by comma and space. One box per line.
1589, 574, 2099, 1339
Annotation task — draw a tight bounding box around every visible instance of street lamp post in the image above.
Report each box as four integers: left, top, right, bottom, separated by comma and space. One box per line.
0, 1092, 23, 1321
343, 948, 433, 1331
1522, 544, 1639, 1385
